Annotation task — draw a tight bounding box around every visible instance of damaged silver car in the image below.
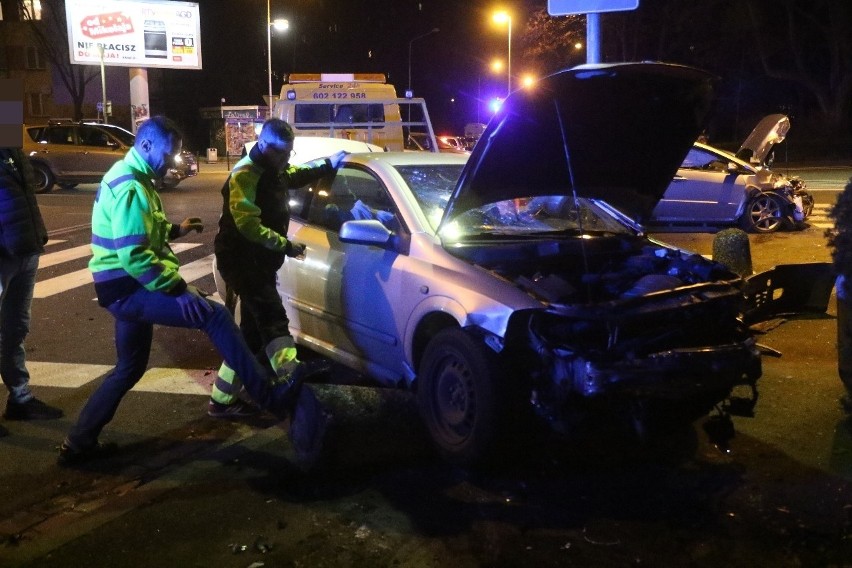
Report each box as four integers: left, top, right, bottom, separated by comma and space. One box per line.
649, 114, 813, 233
224, 63, 828, 465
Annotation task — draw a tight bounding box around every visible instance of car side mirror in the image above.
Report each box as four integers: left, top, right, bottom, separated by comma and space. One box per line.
727, 162, 739, 173
339, 219, 392, 246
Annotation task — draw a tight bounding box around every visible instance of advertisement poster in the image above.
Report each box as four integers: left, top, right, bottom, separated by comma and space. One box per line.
65, 0, 202, 70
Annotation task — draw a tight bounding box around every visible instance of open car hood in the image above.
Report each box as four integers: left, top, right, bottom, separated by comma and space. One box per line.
735, 113, 790, 166
441, 62, 716, 225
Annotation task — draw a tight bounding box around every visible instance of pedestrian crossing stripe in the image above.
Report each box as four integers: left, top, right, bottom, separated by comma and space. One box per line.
27, 361, 214, 395
33, 242, 204, 299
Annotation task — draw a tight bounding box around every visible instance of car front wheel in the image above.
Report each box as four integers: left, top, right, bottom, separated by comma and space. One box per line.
417, 328, 505, 466
30, 162, 55, 193
740, 193, 786, 233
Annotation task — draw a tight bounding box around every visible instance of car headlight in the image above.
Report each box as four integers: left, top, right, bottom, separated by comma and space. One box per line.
173, 154, 183, 164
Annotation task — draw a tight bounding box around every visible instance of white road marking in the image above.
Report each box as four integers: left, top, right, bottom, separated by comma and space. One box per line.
38, 245, 93, 269
27, 361, 114, 388
28, 361, 215, 395
33, 243, 201, 299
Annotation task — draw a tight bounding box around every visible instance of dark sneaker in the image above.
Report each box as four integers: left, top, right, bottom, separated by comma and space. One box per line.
207, 399, 261, 419
57, 440, 118, 467
4, 398, 64, 421
288, 386, 329, 470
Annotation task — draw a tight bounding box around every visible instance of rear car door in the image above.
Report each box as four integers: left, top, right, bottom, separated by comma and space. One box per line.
29, 125, 77, 176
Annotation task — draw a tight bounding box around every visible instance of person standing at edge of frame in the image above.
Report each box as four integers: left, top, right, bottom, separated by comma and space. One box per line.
0, 146, 64, 434
827, 178, 852, 414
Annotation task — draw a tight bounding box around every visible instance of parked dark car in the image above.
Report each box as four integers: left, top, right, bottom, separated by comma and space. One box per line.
22, 122, 197, 192
219, 63, 829, 466
649, 115, 813, 233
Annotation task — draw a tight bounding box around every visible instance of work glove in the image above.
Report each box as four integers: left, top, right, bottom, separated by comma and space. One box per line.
177, 217, 203, 237
328, 150, 348, 169
285, 240, 306, 259
176, 285, 213, 325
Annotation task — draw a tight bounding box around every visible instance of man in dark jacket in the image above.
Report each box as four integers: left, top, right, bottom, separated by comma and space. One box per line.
0, 147, 63, 431
828, 179, 852, 414
213, 118, 345, 465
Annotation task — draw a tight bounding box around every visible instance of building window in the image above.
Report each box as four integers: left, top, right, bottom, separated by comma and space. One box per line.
0, 0, 41, 20
22, 0, 42, 20
25, 46, 44, 69
27, 93, 45, 116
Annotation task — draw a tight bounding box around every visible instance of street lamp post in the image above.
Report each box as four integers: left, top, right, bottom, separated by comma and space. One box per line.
492, 11, 512, 96
266, 0, 289, 115
407, 28, 440, 97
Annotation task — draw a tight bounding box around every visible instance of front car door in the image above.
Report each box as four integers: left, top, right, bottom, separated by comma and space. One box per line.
280, 165, 412, 386
651, 146, 745, 224
76, 125, 126, 179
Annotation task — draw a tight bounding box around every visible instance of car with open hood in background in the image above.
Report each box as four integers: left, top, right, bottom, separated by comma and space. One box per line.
216, 63, 830, 466
22, 121, 197, 192
648, 114, 813, 233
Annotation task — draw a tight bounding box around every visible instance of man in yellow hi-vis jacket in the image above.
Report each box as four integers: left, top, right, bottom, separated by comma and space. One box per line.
213, 118, 346, 466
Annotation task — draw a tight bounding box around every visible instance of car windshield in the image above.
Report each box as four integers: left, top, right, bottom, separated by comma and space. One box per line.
393, 164, 630, 238
442, 196, 630, 239
394, 164, 464, 229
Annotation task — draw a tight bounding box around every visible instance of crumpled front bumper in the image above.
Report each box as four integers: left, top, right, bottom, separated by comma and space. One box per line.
566, 339, 762, 399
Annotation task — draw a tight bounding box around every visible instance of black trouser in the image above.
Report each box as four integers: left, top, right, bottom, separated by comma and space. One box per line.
837, 294, 852, 395
217, 254, 292, 352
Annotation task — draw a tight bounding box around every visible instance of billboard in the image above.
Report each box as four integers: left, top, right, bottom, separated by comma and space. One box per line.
65, 0, 202, 70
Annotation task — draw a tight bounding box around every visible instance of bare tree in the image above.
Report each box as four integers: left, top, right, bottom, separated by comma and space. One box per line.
520, 9, 586, 75
18, 0, 99, 120
743, 0, 852, 136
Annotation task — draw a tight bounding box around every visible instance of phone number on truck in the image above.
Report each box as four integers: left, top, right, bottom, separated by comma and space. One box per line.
311, 92, 367, 99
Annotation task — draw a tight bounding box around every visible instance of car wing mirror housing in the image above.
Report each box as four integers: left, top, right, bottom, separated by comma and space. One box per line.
339, 219, 392, 247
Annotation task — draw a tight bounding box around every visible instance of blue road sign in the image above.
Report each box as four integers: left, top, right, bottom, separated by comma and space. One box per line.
548, 0, 639, 15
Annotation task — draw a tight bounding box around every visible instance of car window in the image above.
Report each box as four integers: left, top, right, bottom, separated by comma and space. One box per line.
304, 167, 398, 232
46, 126, 75, 145
25, 127, 44, 142
79, 126, 112, 147
96, 124, 135, 147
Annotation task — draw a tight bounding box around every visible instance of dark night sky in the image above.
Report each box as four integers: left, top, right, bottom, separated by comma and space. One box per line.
150, 0, 538, 139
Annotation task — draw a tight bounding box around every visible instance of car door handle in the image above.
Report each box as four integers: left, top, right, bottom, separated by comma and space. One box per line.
671, 176, 687, 181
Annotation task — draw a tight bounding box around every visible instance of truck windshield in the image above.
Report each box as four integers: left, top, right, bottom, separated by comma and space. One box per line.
294, 103, 385, 129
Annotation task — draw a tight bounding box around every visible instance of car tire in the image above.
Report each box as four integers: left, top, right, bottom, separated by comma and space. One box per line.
417, 328, 506, 466
30, 162, 55, 193
739, 193, 786, 233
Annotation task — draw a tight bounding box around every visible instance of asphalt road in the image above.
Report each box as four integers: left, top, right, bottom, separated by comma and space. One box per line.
1, 162, 851, 567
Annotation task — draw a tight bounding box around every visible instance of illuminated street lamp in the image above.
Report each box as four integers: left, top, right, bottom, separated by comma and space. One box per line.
521, 74, 535, 89
267, 0, 289, 114
492, 10, 512, 95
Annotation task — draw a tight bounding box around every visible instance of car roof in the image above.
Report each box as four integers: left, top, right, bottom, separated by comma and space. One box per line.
344, 151, 468, 168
